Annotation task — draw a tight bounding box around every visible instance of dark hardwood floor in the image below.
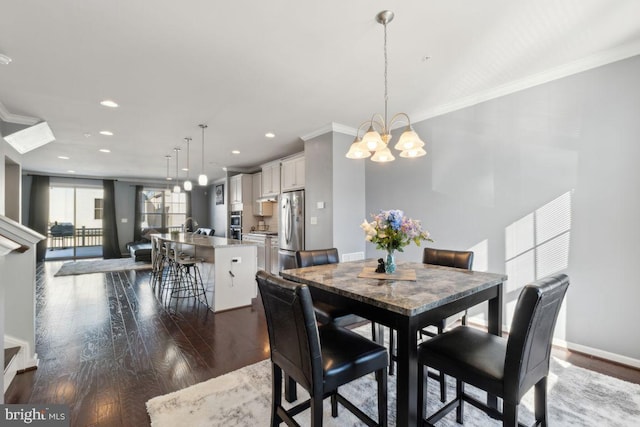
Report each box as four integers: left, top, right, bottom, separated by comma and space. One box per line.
5, 261, 269, 426
5, 261, 640, 426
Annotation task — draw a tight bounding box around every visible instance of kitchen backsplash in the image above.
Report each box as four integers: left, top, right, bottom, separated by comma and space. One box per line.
253, 202, 279, 232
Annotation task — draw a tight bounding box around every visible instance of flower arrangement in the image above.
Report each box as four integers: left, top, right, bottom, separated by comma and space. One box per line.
361, 209, 432, 273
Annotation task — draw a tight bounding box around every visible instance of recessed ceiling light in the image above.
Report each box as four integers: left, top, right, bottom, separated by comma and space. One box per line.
222, 167, 228, 171
0, 54, 12, 65
166, 177, 172, 181
99, 130, 113, 136
67, 170, 76, 174
265, 132, 275, 138
231, 150, 240, 154
182, 167, 189, 172
99, 148, 111, 153
100, 100, 119, 108
58, 156, 70, 160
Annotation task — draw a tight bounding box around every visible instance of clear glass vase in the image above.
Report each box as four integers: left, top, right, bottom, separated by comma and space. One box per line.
385, 250, 396, 274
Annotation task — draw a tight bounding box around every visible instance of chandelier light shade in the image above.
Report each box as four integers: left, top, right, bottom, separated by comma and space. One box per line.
198, 124, 208, 186
183, 137, 193, 191
173, 147, 181, 193
346, 10, 427, 162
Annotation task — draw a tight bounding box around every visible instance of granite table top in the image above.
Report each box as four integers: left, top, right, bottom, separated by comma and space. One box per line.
152, 232, 258, 249
281, 259, 507, 317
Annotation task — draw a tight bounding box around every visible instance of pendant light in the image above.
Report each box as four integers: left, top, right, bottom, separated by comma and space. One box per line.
198, 124, 208, 186
165, 155, 172, 188
346, 10, 427, 162
173, 148, 181, 193
183, 137, 193, 191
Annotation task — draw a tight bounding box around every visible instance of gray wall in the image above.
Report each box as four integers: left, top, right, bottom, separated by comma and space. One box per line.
304, 133, 334, 250
332, 132, 366, 257
303, 131, 366, 257
365, 55, 640, 361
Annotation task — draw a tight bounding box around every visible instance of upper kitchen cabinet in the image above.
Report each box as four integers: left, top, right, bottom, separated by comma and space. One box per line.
253, 172, 273, 216
229, 173, 252, 211
281, 153, 305, 192
261, 160, 280, 197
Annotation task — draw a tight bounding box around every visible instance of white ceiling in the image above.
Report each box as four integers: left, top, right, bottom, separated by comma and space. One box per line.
2, 0, 640, 183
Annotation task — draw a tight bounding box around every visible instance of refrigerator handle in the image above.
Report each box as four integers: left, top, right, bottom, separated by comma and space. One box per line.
283, 198, 291, 244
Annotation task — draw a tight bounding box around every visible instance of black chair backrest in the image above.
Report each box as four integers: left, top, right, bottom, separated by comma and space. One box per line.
256, 270, 323, 395
295, 248, 340, 268
505, 274, 569, 402
423, 248, 474, 270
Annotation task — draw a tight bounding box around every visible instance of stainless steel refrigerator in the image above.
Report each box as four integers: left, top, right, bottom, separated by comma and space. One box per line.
279, 189, 304, 270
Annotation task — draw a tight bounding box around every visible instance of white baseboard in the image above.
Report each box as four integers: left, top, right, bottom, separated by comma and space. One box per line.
466, 320, 640, 370
553, 339, 640, 370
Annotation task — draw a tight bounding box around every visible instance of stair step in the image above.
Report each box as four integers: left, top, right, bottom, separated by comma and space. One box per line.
4, 347, 20, 373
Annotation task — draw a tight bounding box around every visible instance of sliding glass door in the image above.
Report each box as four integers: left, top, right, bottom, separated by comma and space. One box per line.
47, 185, 104, 260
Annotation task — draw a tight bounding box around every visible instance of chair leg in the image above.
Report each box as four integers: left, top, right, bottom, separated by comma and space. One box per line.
439, 370, 447, 403
284, 373, 297, 403
534, 377, 548, 426
310, 393, 323, 427
271, 364, 283, 427
376, 368, 388, 426
331, 392, 338, 417
503, 402, 518, 427
456, 379, 464, 424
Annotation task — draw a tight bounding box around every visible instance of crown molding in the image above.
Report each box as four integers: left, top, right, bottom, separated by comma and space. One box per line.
412, 41, 640, 123
0, 101, 39, 126
300, 122, 357, 141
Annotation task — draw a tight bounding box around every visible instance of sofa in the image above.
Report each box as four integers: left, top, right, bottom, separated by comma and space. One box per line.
126, 227, 168, 262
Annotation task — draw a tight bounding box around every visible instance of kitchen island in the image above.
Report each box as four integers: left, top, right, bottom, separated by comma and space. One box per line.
151, 232, 258, 312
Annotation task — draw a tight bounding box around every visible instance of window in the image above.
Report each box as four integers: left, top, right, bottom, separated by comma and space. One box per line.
94, 198, 104, 220
140, 188, 187, 231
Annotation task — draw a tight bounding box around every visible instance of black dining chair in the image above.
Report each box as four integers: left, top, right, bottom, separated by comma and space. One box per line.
256, 270, 388, 427
295, 249, 364, 327
388, 247, 474, 403
417, 273, 570, 426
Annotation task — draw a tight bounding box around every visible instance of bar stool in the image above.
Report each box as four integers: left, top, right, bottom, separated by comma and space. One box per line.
162, 241, 208, 306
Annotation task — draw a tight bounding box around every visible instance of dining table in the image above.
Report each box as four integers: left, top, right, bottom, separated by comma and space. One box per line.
280, 258, 507, 427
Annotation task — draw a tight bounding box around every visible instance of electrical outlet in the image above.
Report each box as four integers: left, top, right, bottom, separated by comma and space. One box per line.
232, 257, 241, 263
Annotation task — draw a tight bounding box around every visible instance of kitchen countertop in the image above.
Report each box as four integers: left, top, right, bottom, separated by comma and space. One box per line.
246, 231, 278, 236
152, 232, 259, 248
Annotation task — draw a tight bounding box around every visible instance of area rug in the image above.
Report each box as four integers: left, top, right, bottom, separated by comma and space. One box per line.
146, 327, 640, 426
54, 257, 152, 276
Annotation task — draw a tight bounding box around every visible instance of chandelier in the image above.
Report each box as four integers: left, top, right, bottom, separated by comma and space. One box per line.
346, 10, 427, 162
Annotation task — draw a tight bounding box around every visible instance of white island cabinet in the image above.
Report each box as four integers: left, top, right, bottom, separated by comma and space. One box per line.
152, 233, 258, 312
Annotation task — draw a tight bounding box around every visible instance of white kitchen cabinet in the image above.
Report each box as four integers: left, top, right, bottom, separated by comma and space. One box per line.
261, 161, 281, 197
252, 172, 262, 199
281, 153, 305, 192
229, 174, 252, 212
253, 171, 273, 216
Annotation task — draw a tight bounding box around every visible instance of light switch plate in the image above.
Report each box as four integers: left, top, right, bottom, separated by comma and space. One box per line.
310, 217, 318, 225
121, 218, 128, 223
316, 201, 325, 209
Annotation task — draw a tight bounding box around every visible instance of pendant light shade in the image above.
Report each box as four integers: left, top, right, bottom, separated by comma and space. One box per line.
183, 137, 193, 191
198, 124, 208, 186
